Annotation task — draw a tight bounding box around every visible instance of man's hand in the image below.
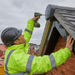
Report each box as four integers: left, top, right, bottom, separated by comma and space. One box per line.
66, 35, 74, 51
32, 16, 40, 21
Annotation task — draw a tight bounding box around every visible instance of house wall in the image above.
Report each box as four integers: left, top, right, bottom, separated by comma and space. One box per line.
28, 46, 39, 56
43, 35, 75, 75
28, 45, 39, 56
0, 50, 3, 57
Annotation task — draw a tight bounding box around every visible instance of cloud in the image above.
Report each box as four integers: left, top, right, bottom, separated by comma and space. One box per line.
0, 0, 75, 44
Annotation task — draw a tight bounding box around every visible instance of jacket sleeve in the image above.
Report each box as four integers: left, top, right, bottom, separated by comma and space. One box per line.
30, 47, 71, 74
23, 19, 35, 43
11, 47, 71, 75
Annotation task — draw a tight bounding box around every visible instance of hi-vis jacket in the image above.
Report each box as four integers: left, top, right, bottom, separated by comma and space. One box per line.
4, 19, 71, 75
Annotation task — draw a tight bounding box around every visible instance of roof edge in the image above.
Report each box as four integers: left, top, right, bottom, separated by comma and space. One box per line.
45, 4, 75, 20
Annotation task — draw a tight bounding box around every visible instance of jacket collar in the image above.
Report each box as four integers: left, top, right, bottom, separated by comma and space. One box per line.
7, 43, 26, 50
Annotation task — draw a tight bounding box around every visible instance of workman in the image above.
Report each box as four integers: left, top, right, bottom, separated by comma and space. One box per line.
1, 16, 74, 75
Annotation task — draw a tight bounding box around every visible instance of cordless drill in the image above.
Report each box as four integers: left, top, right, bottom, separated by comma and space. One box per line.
34, 12, 43, 28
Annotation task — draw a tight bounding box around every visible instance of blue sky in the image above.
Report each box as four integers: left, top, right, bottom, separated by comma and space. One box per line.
0, 0, 75, 45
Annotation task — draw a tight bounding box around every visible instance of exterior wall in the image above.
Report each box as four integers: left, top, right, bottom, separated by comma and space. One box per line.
0, 44, 7, 57
0, 50, 3, 57
28, 45, 39, 56
44, 35, 75, 75
0, 44, 7, 51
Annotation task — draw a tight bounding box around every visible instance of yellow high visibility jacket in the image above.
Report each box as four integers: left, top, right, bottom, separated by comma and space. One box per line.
4, 19, 71, 75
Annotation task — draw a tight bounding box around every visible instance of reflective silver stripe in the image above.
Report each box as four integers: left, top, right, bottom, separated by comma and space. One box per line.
5, 72, 28, 75
5, 50, 28, 75
26, 55, 34, 72
49, 54, 56, 68
25, 29, 32, 34
34, 73, 44, 74
5, 50, 15, 73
